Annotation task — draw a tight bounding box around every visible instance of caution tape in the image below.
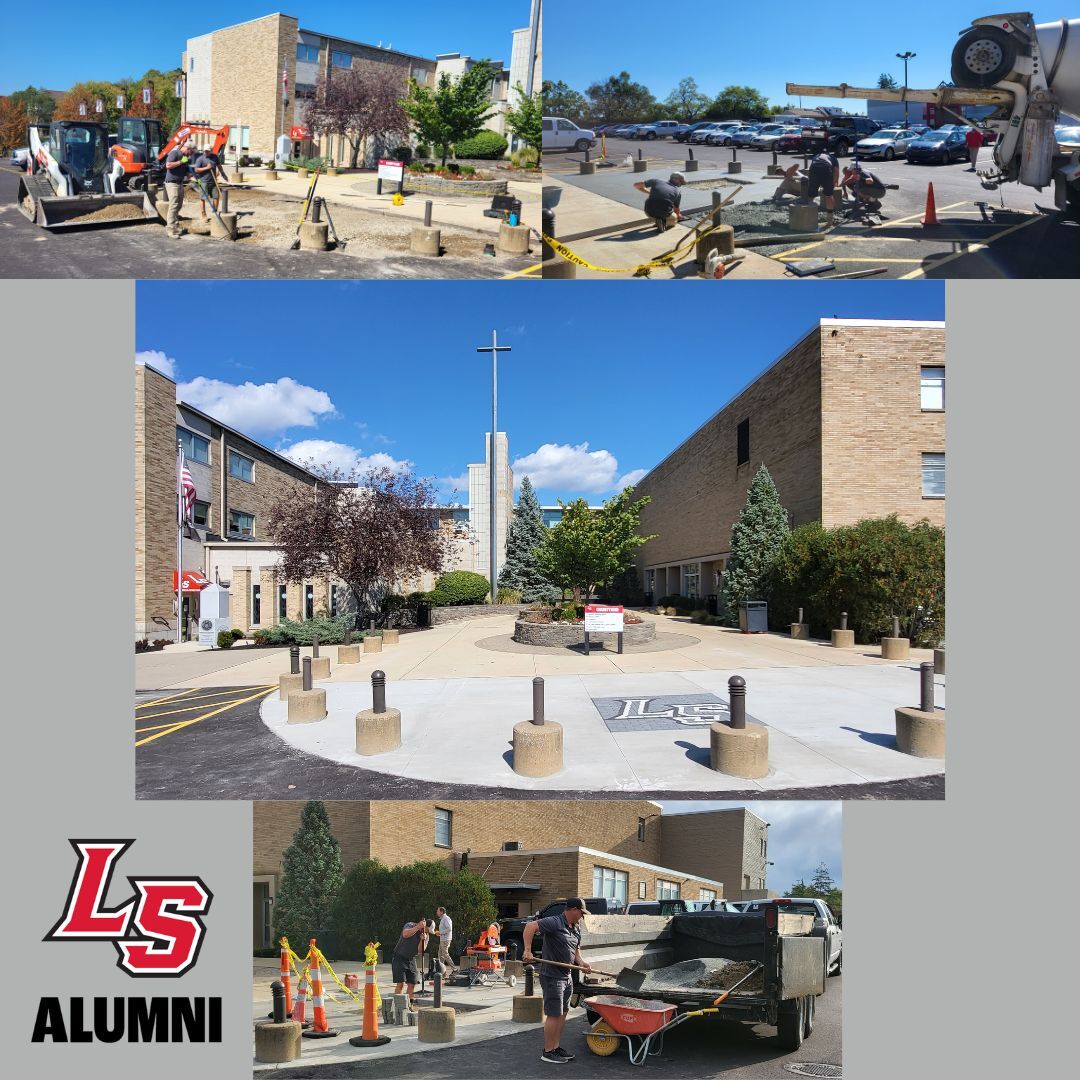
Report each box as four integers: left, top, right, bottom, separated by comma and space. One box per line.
542, 218, 725, 276
316, 945, 381, 1010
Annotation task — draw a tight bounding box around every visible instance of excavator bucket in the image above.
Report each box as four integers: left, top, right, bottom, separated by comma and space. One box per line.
17, 174, 157, 230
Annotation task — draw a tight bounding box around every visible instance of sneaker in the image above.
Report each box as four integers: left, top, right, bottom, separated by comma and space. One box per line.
541, 1049, 568, 1064
554, 1047, 576, 1061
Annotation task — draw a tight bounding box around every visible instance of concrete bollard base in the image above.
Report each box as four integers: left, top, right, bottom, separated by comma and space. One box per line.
934, 648, 945, 675
683, 159, 699, 172
337, 644, 361, 665
767, 164, 784, 176
209, 212, 238, 240
355, 707, 402, 755
363, 636, 383, 653
299, 221, 330, 251
710, 722, 769, 779
895, 706, 945, 758
417, 1007, 456, 1043
579, 161, 596, 175
789, 623, 811, 639
497, 222, 531, 254
382, 628, 400, 645
696, 224, 735, 268
632, 159, 648, 173
512, 721, 564, 777
254, 1020, 302, 1063
727, 161, 743, 174
279, 673, 304, 700
311, 656, 332, 680
543, 259, 577, 278
410, 226, 441, 255
288, 688, 327, 724
505, 960, 524, 978
881, 637, 911, 660
789, 203, 819, 232
512, 994, 545, 1023
831, 629, 855, 649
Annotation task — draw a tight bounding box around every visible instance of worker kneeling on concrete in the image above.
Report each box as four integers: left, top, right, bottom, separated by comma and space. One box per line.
523, 897, 592, 1065
633, 171, 686, 231
841, 162, 887, 213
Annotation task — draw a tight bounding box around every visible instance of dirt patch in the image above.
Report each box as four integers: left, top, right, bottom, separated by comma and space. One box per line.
62, 202, 147, 224
633, 959, 763, 995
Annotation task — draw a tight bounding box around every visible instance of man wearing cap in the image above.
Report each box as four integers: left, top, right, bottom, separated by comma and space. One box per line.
523, 898, 593, 1065
391, 914, 429, 1006
163, 137, 195, 239
633, 171, 686, 231
840, 162, 887, 213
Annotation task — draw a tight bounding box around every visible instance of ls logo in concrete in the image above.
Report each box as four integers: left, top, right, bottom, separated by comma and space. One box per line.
593, 693, 758, 731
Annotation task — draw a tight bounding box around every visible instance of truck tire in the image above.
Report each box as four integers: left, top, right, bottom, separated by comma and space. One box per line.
951, 25, 1019, 89
777, 997, 805, 1050
803, 994, 815, 1038
830, 948, 842, 975
834, 139, 849, 157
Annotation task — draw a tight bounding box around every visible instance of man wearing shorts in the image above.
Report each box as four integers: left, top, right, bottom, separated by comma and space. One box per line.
193, 148, 226, 223
523, 898, 592, 1065
632, 171, 686, 231
841, 163, 887, 212
391, 915, 428, 1004
806, 150, 840, 223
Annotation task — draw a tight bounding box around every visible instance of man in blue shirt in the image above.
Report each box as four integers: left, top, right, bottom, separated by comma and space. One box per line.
163, 137, 195, 239
193, 148, 227, 223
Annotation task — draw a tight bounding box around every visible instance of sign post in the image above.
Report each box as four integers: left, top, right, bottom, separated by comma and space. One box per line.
583, 604, 625, 656
376, 158, 405, 196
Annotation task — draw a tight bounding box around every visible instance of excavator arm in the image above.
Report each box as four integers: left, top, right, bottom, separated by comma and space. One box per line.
158, 123, 231, 163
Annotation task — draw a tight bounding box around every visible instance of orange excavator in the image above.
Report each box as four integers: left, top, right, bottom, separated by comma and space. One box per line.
109, 118, 231, 192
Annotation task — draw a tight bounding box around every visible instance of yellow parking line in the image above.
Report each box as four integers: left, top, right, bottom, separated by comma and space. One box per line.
136, 721, 197, 734
137, 685, 274, 709
136, 697, 256, 720
135, 687, 198, 710
503, 262, 544, 279
872, 199, 969, 228
135, 686, 276, 747
899, 212, 1044, 279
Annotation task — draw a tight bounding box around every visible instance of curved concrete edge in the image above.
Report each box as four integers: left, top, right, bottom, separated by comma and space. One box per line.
831, 629, 855, 649
512, 721, 564, 777
709, 723, 769, 779
356, 708, 402, 755
254, 1020, 302, 1063
881, 637, 911, 660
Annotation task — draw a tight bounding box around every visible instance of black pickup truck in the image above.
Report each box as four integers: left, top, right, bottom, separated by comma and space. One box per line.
799, 115, 881, 156
499, 897, 621, 957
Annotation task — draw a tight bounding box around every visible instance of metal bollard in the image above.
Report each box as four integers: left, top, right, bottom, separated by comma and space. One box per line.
772, 149, 778, 168
840, 612, 848, 631
728, 675, 746, 729
525, 964, 535, 996
731, 146, 737, 162
290, 646, 300, 674
585, 148, 590, 162
344, 627, 352, 645
220, 187, 229, 213
302, 657, 313, 692
920, 662, 935, 713
532, 677, 544, 726
508, 941, 519, 962
892, 616, 901, 639
638, 148, 643, 160
433, 972, 442, 1008
798, 607, 804, 624
271, 979, 287, 1024
688, 147, 694, 160
424, 200, 433, 227
372, 670, 386, 714
311, 196, 323, 223
370, 618, 376, 632
312, 635, 320, 658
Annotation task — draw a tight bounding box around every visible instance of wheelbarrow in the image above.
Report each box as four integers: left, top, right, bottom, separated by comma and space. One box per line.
583, 962, 763, 1066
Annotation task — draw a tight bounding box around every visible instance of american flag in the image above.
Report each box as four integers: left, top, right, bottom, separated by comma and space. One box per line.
179, 446, 197, 524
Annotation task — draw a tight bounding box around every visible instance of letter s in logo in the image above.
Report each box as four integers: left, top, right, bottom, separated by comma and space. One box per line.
116, 878, 213, 977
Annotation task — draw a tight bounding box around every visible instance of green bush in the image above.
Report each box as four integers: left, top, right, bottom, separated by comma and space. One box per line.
428, 571, 491, 607
257, 613, 354, 646
389, 146, 413, 164
231, 628, 244, 641
453, 131, 508, 159
496, 587, 523, 604
415, 142, 431, 159
658, 594, 700, 615
511, 146, 540, 168
551, 602, 583, 622
216, 630, 234, 649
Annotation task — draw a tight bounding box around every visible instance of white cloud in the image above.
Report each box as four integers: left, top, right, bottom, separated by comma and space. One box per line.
282, 439, 409, 476
135, 350, 177, 379
512, 442, 645, 495
436, 473, 470, 502
177, 376, 336, 435
617, 468, 648, 489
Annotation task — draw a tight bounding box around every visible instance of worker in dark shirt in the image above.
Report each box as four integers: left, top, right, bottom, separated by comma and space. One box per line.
193, 148, 227, 223
163, 137, 195, 239
632, 171, 686, 231
806, 150, 840, 224
523, 898, 593, 1065
841, 162, 887, 212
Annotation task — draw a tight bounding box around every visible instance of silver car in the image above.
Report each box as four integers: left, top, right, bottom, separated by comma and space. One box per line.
751, 125, 800, 150
855, 128, 920, 160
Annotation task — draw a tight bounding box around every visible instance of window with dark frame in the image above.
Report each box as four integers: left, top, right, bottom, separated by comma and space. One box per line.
228, 509, 254, 537
228, 450, 254, 483
252, 584, 261, 625
434, 808, 452, 847
278, 585, 287, 619
736, 418, 750, 466
637, 817, 646, 842
178, 427, 210, 465
192, 500, 210, 528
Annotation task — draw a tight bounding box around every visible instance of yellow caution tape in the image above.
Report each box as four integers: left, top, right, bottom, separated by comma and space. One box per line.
317, 945, 380, 1010
541, 220, 722, 276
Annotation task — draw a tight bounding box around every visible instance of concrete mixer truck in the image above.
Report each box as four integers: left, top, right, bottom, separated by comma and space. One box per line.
789, 13, 1080, 213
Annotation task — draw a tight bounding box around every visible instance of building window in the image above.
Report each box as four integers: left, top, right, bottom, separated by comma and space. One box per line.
921, 366, 945, 411
228, 509, 254, 537
252, 584, 261, 625
452, 509, 470, 525
228, 450, 254, 483
637, 817, 646, 842
295, 83, 317, 100
638, 880, 647, 899
296, 43, 319, 62
412, 67, 429, 83
305, 584, 314, 619
177, 427, 210, 464
332, 50, 352, 69
435, 807, 452, 847
736, 418, 750, 466
657, 880, 680, 900
278, 585, 287, 619
593, 867, 628, 905
329, 587, 338, 617
682, 564, 700, 599
922, 453, 945, 498
192, 500, 210, 528
240, 126, 250, 150
700, 888, 717, 902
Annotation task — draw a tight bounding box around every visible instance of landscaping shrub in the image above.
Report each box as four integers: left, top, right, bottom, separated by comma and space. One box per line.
216, 630, 234, 649
415, 142, 431, 159
428, 571, 491, 606
511, 146, 540, 168
231, 628, 244, 641
257, 613, 354, 646
389, 146, 412, 164
453, 131, 508, 158
496, 587, 523, 604
658, 594, 700, 615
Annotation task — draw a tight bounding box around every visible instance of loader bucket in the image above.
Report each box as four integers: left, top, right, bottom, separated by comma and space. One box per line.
17, 179, 157, 230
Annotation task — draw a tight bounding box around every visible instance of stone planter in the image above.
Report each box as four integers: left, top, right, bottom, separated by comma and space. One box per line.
513, 619, 656, 647
407, 174, 509, 196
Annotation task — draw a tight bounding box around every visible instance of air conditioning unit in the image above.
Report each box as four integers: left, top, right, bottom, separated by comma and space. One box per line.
503, 841, 521, 851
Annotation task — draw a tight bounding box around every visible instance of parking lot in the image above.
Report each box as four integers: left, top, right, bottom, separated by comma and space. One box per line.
545, 135, 1080, 279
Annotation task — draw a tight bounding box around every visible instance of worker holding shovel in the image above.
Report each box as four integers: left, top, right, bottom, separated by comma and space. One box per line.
193, 147, 229, 224
523, 898, 593, 1065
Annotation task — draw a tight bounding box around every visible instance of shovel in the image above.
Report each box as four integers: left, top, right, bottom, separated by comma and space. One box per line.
526, 958, 622, 981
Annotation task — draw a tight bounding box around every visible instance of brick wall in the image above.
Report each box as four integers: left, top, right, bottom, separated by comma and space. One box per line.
571, 852, 722, 906
659, 808, 767, 900
253, 801, 372, 880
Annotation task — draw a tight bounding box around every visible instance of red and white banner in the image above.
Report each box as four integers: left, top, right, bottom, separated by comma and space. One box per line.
173, 570, 211, 593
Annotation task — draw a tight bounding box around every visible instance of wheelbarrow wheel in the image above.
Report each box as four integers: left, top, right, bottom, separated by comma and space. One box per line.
586, 1019, 621, 1057
507, 975, 517, 988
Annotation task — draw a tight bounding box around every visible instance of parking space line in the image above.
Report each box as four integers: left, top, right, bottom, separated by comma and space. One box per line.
135, 685, 276, 747
135, 687, 199, 710
871, 199, 969, 228
899, 212, 1045, 279
137, 686, 269, 709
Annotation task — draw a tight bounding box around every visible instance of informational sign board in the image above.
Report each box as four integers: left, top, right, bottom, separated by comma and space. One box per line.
142, 86, 153, 105
584, 604, 624, 633
198, 583, 231, 648
377, 158, 405, 183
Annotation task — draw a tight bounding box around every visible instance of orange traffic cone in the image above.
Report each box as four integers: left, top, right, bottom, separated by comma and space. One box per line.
291, 974, 312, 1027
266, 937, 293, 1019
303, 941, 339, 1039
922, 183, 939, 226
349, 961, 391, 1047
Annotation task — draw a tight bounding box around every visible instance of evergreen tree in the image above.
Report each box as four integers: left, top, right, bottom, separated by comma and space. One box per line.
272, 801, 344, 949
498, 475, 556, 601
720, 464, 790, 625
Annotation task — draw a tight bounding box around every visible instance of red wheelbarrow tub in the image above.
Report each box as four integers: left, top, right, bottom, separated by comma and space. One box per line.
585, 996, 678, 1036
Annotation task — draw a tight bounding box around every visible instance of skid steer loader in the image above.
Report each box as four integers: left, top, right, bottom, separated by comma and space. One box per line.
17, 120, 157, 230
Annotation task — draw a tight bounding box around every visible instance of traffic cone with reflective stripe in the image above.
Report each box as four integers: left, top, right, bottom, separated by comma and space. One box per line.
291, 973, 312, 1028
922, 183, 939, 226
303, 941, 338, 1038
349, 959, 392, 1047
267, 937, 293, 1019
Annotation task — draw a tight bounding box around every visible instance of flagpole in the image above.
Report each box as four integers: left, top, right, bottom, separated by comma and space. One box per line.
177, 441, 184, 642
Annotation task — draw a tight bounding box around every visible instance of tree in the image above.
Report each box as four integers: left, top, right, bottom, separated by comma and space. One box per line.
118, 69, 184, 133
505, 82, 542, 149
720, 465, 790, 625
788, 862, 842, 916
9, 85, 54, 124
272, 802, 345, 950
706, 86, 772, 120
878, 73, 900, 90
267, 463, 451, 616
305, 63, 409, 168
542, 80, 587, 124
585, 71, 658, 123
401, 61, 498, 166
0, 97, 28, 153
539, 488, 655, 603
54, 81, 123, 128
664, 77, 711, 122
499, 476, 557, 601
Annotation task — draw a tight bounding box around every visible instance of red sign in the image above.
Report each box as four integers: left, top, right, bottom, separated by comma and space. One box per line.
584, 604, 624, 632
173, 570, 211, 593
290, 125, 311, 139
585, 605, 624, 614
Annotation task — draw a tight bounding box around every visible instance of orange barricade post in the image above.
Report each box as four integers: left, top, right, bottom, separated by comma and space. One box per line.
349, 942, 391, 1047
922, 183, 939, 226
302, 941, 339, 1039
291, 973, 311, 1028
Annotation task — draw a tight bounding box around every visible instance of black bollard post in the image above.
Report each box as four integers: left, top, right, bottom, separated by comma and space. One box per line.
728, 675, 746, 729
372, 670, 386, 714
731, 146, 737, 162
525, 964, 535, 996
638, 148, 642, 160
688, 147, 694, 160
584, 630, 591, 657
290, 646, 300, 674
311, 196, 322, 223
617, 631, 624, 655
344, 627, 352, 646
542, 205, 555, 260
772, 148, 778, 168
585, 148, 590, 162
271, 979, 286, 1024
798, 607, 804, 624
892, 615, 901, 639
920, 662, 935, 713
370, 617, 376, 632
302, 657, 312, 692
312, 635, 320, 658
840, 611, 848, 631
532, 677, 544, 726
508, 941, 519, 962
433, 972, 442, 1009
424, 200, 433, 227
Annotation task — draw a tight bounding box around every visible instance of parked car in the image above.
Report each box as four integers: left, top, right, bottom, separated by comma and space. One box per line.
636, 120, 681, 140
774, 130, 805, 153
742, 898, 842, 975
10, 147, 29, 167
854, 127, 921, 160
705, 122, 749, 146
542, 116, 596, 152
687, 123, 726, 144
614, 124, 643, 138
752, 125, 801, 150
1057, 123, 1080, 147
905, 127, 971, 164
499, 897, 620, 957
729, 125, 764, 148
682, 899, 743, 912
674, 121, 714, 142
799, 115, 881, 156
623, 899, 690, 916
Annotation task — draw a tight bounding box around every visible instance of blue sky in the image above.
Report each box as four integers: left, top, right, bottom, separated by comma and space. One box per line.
136, 280, 943, 506
0, 1, 527, 94
549, 0, 988, 111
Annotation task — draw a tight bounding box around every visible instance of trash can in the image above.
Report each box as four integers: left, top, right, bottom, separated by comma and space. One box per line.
415, 600, 432, 628
738, 600, 768, 633
644, 591, 654, 608
705, 594, 718, 616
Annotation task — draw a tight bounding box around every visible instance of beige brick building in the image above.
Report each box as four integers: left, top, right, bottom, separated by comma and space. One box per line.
252, 801, 768, 948
633, 319, 946, 603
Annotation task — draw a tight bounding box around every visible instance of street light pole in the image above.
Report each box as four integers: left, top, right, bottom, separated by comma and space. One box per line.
475, 331, 511, 602
896, 51, 916, 127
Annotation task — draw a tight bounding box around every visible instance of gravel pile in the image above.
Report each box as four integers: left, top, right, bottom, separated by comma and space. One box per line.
634, 959, 762, 995
62, 202, 147, 224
